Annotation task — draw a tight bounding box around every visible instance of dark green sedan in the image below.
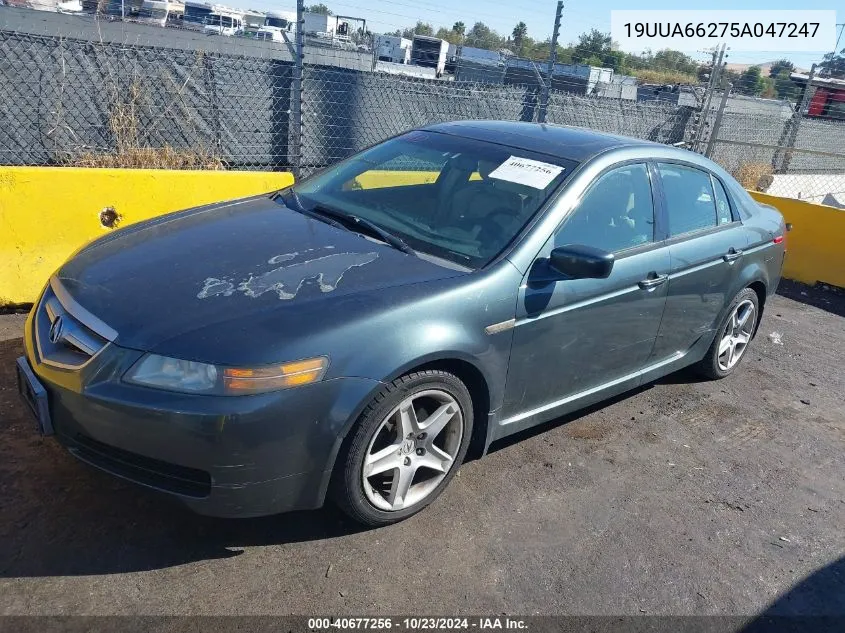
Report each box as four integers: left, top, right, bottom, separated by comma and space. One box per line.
17, 122, 786, 525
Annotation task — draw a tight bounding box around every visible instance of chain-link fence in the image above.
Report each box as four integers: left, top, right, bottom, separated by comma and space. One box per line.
3, 4, 845, 206
0, 7, 297, 169
699, 55, 845, 206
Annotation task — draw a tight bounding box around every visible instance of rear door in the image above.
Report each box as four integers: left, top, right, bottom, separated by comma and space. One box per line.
649, 162, 748, 363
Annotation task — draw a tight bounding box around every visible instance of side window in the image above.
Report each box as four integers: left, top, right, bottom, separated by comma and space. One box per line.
555, 163, 654, 253
657, 163, 717, 237
711, 175, 734, 225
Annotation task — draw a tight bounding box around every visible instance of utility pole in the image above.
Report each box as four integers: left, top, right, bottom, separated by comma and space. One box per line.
705, 79, 732, 158
292, 0, 305, 177
538, 0, 563, 123
693, 43, 725, 153
776, 63, 816, 173
532, 0, 563, 123
538, 1, 563, 123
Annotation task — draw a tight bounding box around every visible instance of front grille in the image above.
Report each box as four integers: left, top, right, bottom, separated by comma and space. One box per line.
71, 433, 212, 498
35, 280, 109, 369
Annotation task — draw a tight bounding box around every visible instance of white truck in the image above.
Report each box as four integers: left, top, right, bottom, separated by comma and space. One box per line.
375, 35, 412, 64
303, 11, 337, 35
410, 35, 449, 76
254, 9, 296, 42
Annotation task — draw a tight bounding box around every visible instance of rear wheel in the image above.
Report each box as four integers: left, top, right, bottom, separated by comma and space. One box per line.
333, 370, 473, 526
695, 287, 759, 380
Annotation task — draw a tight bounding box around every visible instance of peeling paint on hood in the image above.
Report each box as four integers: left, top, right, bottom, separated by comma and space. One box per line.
198, 249, 379, 300
56, 197, 466, 354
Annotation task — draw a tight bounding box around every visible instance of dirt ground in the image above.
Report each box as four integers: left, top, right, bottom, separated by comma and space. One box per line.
0, 287, 843, 617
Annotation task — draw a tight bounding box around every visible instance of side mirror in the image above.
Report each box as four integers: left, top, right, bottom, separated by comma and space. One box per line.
549, 244, 614, 279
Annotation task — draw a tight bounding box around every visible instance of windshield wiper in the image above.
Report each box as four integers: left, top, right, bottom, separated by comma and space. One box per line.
273, 190, 348, 232
273, 192, 415, 256
309, 205, 416, 256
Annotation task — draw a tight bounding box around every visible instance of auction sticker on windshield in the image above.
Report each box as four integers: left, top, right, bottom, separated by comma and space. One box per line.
488, 156, 565, 189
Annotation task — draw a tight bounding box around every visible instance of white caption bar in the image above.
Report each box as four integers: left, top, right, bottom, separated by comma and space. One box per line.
611, 10, 836, 52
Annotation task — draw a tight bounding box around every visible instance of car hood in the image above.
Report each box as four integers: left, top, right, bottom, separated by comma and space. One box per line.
57, 196, 466, 355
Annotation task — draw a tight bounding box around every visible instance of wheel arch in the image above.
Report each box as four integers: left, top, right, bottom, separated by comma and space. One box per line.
746, 279, 767, 334
731, 258, 770, 336
317, 352, 495, 504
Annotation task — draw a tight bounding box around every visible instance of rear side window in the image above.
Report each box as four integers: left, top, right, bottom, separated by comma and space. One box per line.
711, 175, 734, 225
657, 163, 717, 237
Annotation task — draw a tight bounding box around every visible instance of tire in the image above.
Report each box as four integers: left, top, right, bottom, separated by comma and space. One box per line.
332, 370, 473, 526
695, 287, 760, 380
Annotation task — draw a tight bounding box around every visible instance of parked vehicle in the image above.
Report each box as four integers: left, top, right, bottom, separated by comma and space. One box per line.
375, 35, 412, 64
202, 9, 243, 36
410, 34, 449, 76
17, 122, 786, 526
135, 0, 183, 26
255, 9, 295, 43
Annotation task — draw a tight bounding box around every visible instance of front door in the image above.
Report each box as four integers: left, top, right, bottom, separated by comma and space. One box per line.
501, 162, 670, 427
649, 162, 749, 362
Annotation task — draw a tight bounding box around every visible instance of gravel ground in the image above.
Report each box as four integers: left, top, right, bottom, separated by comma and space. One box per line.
0, 289, 843, 617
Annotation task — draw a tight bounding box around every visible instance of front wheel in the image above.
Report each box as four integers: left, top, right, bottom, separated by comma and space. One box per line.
695, 287, 759, 380
332, 370, 473, 526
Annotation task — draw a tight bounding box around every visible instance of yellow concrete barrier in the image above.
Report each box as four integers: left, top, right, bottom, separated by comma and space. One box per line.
749, 191, 845, 288
0, 167, 293, 305
1, 168, 840, 305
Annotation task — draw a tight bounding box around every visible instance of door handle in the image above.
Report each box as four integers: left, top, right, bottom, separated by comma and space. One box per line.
638, 273, 668, 290
723, 249, 744, 262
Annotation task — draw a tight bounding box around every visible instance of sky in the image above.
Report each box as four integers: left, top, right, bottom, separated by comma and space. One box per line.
243, 0, 843, 67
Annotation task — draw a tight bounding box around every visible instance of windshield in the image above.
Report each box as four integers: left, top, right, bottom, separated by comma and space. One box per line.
292, 131, 577, 268
206, 14, 232, 27
265, 17, 289, 28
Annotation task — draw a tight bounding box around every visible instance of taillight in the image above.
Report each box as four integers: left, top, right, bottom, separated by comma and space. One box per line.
773, 235, 784, 244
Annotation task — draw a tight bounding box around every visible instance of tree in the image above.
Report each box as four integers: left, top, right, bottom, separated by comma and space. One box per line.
512, 21, 528, 56
398, 21, 433, 39
571, 29, 611, 62
307, 3, 332, 15
760, 76, 777, 99
737, 65, 765, 95
819, 48, 845, 78
769, 59, 795, 78
435, 27, 462, 45
570, 29, 625, 71
464, 21, 504, 51
452, 21, 465, 37
650, 49, 698, 75
773, 70, 798, 101
414, 21, 434, 36
721, 68, 742, 87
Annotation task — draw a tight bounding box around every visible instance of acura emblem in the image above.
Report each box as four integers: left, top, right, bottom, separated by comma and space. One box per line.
48, 315, 64, 344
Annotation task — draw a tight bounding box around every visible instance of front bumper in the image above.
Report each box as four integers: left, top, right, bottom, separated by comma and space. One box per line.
22, 312, 380, 518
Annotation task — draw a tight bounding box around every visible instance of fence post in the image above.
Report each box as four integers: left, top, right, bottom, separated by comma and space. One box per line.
290, 0, 305, 177
454, 45, 462, 82
704, 81, 731, 159
775, 63, 816, 174
693, 43, 725, 153
538, 1, 563, 123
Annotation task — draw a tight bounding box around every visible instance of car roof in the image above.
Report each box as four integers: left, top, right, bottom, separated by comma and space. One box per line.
423, 120, 664, 163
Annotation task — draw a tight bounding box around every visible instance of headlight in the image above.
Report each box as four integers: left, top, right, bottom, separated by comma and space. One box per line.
124, 354, 328, 395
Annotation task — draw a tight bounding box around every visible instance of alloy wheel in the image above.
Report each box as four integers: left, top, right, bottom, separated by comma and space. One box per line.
717, 299, 755, 371
362, 389, 463, 512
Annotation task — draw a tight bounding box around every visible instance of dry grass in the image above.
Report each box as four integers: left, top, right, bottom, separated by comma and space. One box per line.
734, 162, 774, 191
73, 146, 224, 170
630, 68, 699, 86
67, 80, 224, 170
